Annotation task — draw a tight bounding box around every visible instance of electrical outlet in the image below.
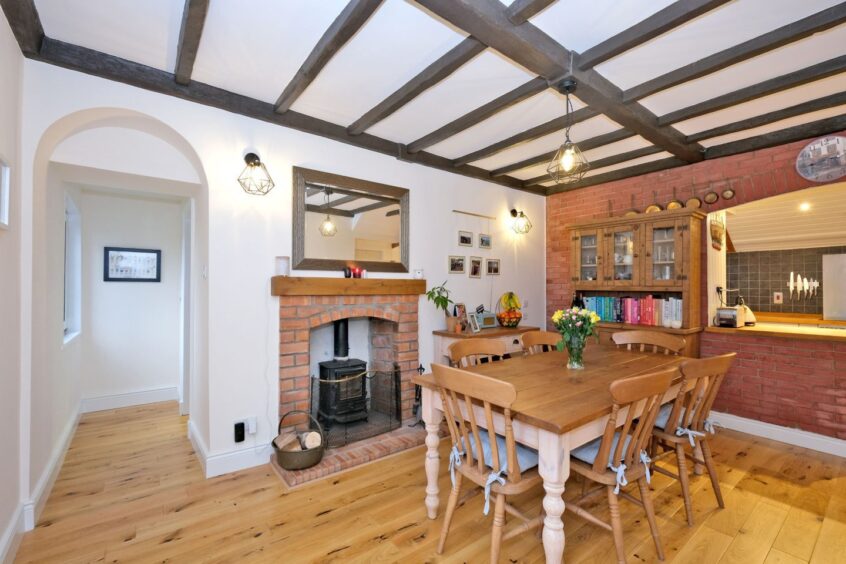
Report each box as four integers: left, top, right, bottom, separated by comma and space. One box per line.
246, 417, 257, 435
773, 292, 783, 304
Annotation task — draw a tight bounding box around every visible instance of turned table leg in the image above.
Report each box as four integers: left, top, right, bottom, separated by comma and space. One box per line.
538, 429, 569, 564
422, 386, 443, 519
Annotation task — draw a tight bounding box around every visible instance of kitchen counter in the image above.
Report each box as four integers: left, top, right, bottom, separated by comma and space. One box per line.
754, 312, 846, 327
706, 322, 846, 342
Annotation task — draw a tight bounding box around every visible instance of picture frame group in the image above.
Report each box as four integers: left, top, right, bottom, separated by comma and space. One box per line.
449, 256, 500, 277
458, 230, 492, 249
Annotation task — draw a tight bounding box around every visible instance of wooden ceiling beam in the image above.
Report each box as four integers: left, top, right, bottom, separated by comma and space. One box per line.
34, 38, 536, 193
658, 54, 846, 125
490, 128, 636, 176
413, 0, 703, 162
174, 0, 210, 85
506, 0, 557, 25
347, 36, 486, 135
348, 200, 397, 214
319, 195, 360, 208
624, 3, 846, 102
686, 90, 846, 143
453, 106, 598, 166
274, 0, 383, 113
406, 76, 548, 153
522, 145, 663, 186
545, 157, 688, 194
704, 112, 846, 159
306, 204, 353, 218
577, 0, 732, 70
0, 0, 43, 56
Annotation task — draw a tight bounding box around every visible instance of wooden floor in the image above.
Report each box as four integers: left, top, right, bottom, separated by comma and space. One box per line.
14, 402, 846, 563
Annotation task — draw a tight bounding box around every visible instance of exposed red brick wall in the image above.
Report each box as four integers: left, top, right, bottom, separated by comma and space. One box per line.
278, 295, 419, 422
547, 130, 846, 437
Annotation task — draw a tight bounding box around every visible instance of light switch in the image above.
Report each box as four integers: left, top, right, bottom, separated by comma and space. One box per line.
773, 292, 783, 304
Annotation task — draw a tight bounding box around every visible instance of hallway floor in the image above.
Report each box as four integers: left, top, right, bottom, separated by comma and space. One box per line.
13, 401, 846, 563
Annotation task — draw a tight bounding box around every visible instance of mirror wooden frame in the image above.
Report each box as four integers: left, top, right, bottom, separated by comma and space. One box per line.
292, 167, 410, 273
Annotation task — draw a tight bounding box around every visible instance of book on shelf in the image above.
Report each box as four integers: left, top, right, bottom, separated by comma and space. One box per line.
583, 295, 683, 328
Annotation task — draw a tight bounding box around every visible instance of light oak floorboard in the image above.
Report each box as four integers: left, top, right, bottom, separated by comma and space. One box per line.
13, 402, 846, 563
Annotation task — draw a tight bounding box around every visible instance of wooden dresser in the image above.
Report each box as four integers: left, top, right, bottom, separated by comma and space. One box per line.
432, 325, 540, 365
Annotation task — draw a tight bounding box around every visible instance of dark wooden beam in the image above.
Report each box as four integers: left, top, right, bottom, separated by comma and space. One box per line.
453, 107, 598, 166
413, 0, 703, 162
659, 54, 846, 125
305, 184, 398, 203
347, 37, 486, 135
545, 157, 688, 194
577, 0, 732, 70
704, 113, 846, 159
320, 195, 360, 208
349, 200, 397, 214
490, 129, 636, 176
0, 0, 44, 55
523, 145, 663, 186
386, 209, 400, 217
274, 0, 383, 113
624, 3, 846, 102
34, 38, 535, 193
174, 0, 210, 85
406, 76, 548, 153
506, 0, 556, 24
686, 90, 846, 143
306, 204, 353, 217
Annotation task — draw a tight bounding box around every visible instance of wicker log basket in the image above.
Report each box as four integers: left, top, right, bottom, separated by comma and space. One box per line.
272, 410, 326, 471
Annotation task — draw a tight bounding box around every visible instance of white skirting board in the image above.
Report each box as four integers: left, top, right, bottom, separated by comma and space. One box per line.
0, 506, 23, 564
81, 387, 178, 413
187, 420, 271, 478
711, 411, 846, 458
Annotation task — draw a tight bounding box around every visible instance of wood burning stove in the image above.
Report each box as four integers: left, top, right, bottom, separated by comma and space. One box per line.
318, 319, 368, 425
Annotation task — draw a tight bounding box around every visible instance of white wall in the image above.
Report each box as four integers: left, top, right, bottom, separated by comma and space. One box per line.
0, 9, 22, 562
80, 190, 183, 401
19, 60, 546, 478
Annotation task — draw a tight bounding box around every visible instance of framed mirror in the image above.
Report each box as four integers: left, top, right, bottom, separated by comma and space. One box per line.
292, 167, 409, 272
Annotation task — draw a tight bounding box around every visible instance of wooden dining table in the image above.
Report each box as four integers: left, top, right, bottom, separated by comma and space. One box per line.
412, 344, 687, 564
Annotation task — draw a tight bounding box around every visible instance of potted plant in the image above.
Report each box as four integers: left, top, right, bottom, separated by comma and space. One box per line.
551, 307, 600, 369
426, 281, 456, 330
496, 291, 523, 328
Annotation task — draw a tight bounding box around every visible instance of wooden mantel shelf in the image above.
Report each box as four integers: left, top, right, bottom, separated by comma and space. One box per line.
271, 276, 427, 296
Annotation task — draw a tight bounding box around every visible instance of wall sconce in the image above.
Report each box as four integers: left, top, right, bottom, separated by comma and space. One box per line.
510, 209, 532, 234
238, 152, 275, 195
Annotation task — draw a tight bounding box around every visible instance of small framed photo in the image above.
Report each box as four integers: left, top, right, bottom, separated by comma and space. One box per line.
458, 230, 473, 247
468, 313, 481, 333
104, 247, 161, 282
469, 256, 482, 278
454, 303, 467, 322
479, 233, 492, 249
448, 255, 465, 274
486, 258, 500, 275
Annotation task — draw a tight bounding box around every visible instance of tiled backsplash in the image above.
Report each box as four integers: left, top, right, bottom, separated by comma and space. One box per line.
727, 246, 846, 314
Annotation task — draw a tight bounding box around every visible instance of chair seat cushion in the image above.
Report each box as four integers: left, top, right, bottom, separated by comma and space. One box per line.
653, 403, 673, 431
571, 432, 632, 466
463, 433, 538, 474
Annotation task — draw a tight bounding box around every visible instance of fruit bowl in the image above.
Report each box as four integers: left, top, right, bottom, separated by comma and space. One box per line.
496, 310, 522, 328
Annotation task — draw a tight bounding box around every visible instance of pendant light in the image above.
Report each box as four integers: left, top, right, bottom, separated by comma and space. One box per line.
238, 152, 275, 195
547, 80, 590, 184
318, 188, 337, 237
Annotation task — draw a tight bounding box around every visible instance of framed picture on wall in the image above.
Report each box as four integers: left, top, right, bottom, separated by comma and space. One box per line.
104, 247, 162, 282
469, 256, 482, 278
458, 230, 473, 246
479, 233, 492, 249
486, 259, 500, 275
448, 255, 465, 274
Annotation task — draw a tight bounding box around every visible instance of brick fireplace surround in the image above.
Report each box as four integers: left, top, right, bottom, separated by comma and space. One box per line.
278, 293, 419, 425
547, 129, 846, 440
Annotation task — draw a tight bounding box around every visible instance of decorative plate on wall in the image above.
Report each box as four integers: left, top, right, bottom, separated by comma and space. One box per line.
644, 204, 663, 213
666, 187, 683, 209
703, 191, 719, 204
721, 188, 736, 200
685, 197, 702, 209
795, 135, 846, 182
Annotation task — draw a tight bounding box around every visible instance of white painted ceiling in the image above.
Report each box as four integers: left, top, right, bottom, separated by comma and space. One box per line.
726, 182, 846, 251
31, 0, 846, 184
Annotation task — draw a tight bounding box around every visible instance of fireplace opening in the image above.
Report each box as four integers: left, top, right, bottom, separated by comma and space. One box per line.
312, 318, 401, 448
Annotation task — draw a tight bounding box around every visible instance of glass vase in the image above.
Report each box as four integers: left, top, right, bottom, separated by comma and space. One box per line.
565, 335, 586, 370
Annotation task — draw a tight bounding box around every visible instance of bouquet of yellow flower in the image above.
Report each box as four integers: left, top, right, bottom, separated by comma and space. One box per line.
551, 307, 600, 369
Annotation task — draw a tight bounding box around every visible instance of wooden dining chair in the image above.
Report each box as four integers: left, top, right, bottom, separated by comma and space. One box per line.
521, 330, 561, 355
432, 363, 544, 563
650, 353, 736, 526
612, 330, 686, 355
448, 338, 507, 368
567, 368, 676, 564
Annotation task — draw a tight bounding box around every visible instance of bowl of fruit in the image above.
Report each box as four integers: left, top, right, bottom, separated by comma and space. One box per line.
496, 291, 523, 328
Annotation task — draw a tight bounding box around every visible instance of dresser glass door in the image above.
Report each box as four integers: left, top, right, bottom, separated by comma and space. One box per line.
651, 226, 676, 282
579, 233, 599, 282
611, 230, 635, 283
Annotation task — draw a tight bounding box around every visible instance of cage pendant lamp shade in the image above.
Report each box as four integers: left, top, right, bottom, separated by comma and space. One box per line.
547, 139, 590, 184
238, 153, 275, 195
319, 215, 337, 237
510, 209, 532, 235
